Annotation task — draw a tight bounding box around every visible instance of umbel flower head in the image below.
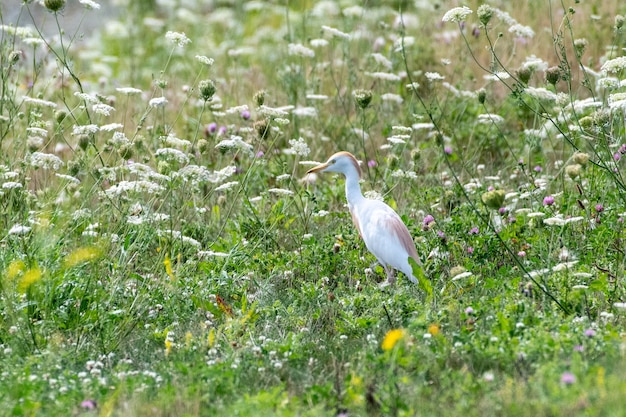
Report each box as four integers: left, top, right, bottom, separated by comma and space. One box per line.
442, 6, 473, 23
477, 4, 493, 27
44, 0, 66, 12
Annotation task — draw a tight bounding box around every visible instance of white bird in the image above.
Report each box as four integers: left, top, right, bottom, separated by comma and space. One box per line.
307, 151, 422, 285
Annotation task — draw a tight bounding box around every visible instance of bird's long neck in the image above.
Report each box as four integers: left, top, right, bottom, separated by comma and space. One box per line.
343, 170, 364, 207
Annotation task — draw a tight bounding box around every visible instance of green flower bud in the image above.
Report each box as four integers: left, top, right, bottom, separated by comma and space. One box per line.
481, 189, 506, 210
54, 110, 67, 124
78, 135, 91, 151
516, 67, 532, 85
44, 0, 66, 12
118, 144, 133, 160
197, 139, 209, 154
477, 88, 487, 104
198, 79, 216, 102
477, 4, 493, 27
254, 90, 266, 107
353, 89, 373, 109
546, 66, 561, 86
254, 119, 270, 140
387, 154, 399, 170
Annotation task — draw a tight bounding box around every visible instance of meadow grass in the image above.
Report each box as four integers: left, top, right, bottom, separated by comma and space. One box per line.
1, 0, 626, 415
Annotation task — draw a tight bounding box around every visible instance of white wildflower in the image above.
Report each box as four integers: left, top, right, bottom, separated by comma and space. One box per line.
100, 123, 123, 132
276, 174, 291, 181
406, 82, 420, 90
392, 126, 412, 135
601, 56, 626, 74
198, 250, 229, 258
477, 113, 505, 124
387, 136, 407, 145
214, 181, 239, 191
524, 87, 557, 101
9, 224, 31, 235
74, 92, 99, 104
225, 104, 249, 115
72, 124, 99, 136
425, 72, 445, 81
268, 188, 294, 196
310, 39, 329, 47
2, 182, 22, 189
158, 230, 200, 247
55, 173, 80, 184
155, 147, 189, 164
293, 107, 317, 117
29, 152, 63, 170
162, 133, 191, 150
149, 96, 168, 108
509, 24, 534, 39
92, 103, 115, 116
105, 180, 165, 196
215, 135, 254, 156
288, 137, 310, 156
442, 6, 473, 23
381, 93, 403, 103
165, 31, 191, 48
364, 190, 384, 201
321, 25, 351, 40
522, 55, 548, 72
257, 105, 289, 117
27, 127, 48, 137
274, 117, 290, 125
195, 55, 214, 66
484, 71, 511, 81
288, 43, 315, 58
365, 72, 401, 81
22, 97, 57, 108
116, 87, 142, 95
306, 94, 328, 100
79, 0, 100, 10
371, 53, 392, 70
412, 122, 435, 130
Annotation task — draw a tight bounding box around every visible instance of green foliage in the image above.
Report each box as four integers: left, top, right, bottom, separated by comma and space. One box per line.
1, 0, 626, 415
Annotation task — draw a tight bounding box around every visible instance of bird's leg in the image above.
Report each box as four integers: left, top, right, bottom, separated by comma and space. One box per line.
385, 267, 397, 285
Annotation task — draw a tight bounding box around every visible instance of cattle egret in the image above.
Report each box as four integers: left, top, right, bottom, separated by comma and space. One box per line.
307, 151, 422, 285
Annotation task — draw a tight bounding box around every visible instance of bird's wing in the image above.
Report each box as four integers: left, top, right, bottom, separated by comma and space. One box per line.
361, 200, 420, 263
349, 209, 363, 237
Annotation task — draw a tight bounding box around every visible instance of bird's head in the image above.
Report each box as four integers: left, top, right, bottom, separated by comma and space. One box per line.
307, 151, 362, 179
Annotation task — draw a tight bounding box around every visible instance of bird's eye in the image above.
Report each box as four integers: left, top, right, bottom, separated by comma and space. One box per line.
331, 159, 336, 164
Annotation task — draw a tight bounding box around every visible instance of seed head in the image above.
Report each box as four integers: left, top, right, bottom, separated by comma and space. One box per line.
481, 189, 505, 210
78, 135, 91, 151
615, 15, 625, 30
572, 152, 589, 166
387, 154, 399, 170
55, 110, 67, 124
565, 164, 582, 179
118, 144, 133, 160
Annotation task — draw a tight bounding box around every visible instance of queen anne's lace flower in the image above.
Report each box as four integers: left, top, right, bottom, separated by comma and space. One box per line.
442, 6, 473, 23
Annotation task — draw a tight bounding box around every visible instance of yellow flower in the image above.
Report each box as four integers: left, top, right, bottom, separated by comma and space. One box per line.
18, 266, 42, 293
208, 328, 216, 348
164, 339, 172, 356
6, 259, 26, 280
381, 328, 406, 351
63, 246, 101, 268
164, 255, 174, 280
428, 324, 440, 336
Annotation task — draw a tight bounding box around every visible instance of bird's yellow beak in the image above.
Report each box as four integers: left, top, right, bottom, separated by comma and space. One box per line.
306, 162, 329, 175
